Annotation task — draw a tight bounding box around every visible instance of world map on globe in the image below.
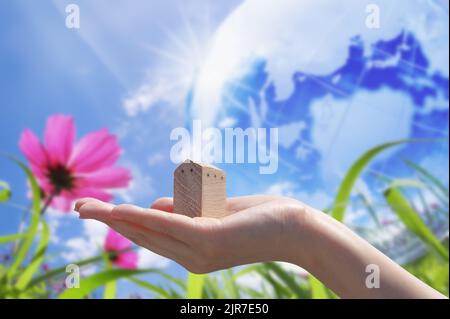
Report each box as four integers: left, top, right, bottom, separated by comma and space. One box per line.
187, 0, 449, 262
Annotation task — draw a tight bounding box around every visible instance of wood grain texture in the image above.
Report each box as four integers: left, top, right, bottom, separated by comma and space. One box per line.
173, 159, 227, 218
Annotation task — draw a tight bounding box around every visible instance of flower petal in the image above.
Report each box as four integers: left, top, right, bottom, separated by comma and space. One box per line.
19, 129, 48, 168
31, 166, 53, 194
50, 194, 73, 212
44, 115, 75, 165
104, 228, 132, 251
71, 187, 113, 203
114, 251, 138, 269
69, 129, 121, 173
78, 167, 131, 189
47, 188, 113, 213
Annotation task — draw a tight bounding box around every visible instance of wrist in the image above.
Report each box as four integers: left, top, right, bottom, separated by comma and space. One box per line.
282, 203, 344, 272
281, 202, 319, 268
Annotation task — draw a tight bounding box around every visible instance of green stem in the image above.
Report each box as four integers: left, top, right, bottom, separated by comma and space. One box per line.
40, 190, 57, 215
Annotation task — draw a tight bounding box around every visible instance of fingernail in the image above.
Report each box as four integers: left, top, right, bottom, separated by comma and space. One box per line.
74, 200, 85, 213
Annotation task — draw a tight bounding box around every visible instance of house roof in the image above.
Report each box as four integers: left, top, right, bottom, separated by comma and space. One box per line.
178, 159, 222, 171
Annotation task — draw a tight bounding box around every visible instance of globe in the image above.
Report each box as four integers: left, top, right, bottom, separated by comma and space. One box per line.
187, 0, 449, 262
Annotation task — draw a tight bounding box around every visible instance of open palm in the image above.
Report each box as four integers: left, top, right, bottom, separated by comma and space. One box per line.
75, 195, 311, 273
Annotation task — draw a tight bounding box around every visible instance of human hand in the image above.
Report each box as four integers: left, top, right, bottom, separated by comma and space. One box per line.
74, 196, 446, 298
74, 195, 316, 273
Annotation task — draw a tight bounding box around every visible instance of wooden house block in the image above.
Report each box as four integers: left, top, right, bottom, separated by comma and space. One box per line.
173, 159, 227, 218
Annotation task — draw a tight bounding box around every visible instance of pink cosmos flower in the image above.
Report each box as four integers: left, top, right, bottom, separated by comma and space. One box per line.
104, 228, 138, 269
19, 114, 131, 212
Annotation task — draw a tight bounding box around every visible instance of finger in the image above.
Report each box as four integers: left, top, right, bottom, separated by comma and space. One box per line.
111, 204, 201, 243
76, 199, 115, 220
107, 224, 181, 265
74, 197, 106, 212
106, 219, 193, 260
226, 195, 281, 213
150, 197, 173, 212
151, 196, 280, 215
151, 196, 281, 214
76, 201, 200, 243
104, 219, 193, 264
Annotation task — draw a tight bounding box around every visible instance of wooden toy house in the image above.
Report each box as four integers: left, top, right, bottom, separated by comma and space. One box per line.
173, 159, 227, 218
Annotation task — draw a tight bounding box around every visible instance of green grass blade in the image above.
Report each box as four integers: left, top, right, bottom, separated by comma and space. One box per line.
221, 269, 240, 298
256, 265, 291, 298
404, 161, 449, 207
153, 270, 186, 290
167, 287, 183, 299
404, 251, 449, 297
102, 257, 116, 299
204, 276, 223, 298
332, 140, 415, 222
0, 233, 27, 245
309, 275, 329, 299
417, 189, 434, 223
404, 160, 449, 197
388, 179, 426, 189
239, 286, 268, 298
186, 272, 205, 299
15, 221, 50, 290
4, 156, 42, 280
357, 192, 381, 227
233, 264, 261, 279
128, 276, 174, 298
0, 180, 11, 203
26, 254, 104, 289
103, 280, 116, 299
384, 187, 449, 261
264, 262, 304, 298
58, 268, 156, 299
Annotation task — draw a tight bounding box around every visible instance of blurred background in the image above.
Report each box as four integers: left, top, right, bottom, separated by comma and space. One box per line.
0, 0, 448, 298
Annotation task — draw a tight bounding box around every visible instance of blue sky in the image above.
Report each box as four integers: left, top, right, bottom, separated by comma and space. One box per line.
0, 0, 242, 297
0, 0, 448, 298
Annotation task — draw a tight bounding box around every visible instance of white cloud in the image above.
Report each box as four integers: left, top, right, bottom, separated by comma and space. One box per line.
296, 191, 333, 211
218, 116, 237, 128
295, 144, 313, 162
345, 208, 368, 225
115, 162, 155, 203
311, 89, 414, 182
137, 248, 170, 269
147, 153, 165, 166
45, 208, 78, 244
123, 77, 184, 117
84, 218, 109, 245
121, 0, 234, 119
278, 121, 307, 149
47, 218, 61, 244
264, 181, 297, 197
264, 182, 333, 210
63, 237, 95, 261
419, 92, 449, 116
62, 219, 107, 262
122, 10, 218, 118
